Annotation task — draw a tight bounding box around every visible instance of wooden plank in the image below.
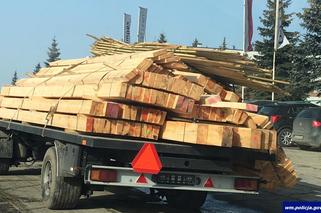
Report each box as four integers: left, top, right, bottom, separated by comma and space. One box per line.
202, 102, 258, 112
160, 121, 233, 147
232, 127, 277, 151
173, 71, 225, 95
199, 95, 222, 105
0, 108, 160, 140
221, 91, 241, 102
172, 105, 249, 126
247, 112, 270, 128
0, 97, 167, 125
131, 72, 204, 100
232, 127, 262, 149
1, 83, 195, 113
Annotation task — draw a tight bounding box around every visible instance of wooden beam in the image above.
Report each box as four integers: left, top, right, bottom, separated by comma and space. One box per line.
1, 83, 195, 113
0, 108, 160, 140
202, 102, 258, 112
161, 120, 233, 147
0, 97, 167, 125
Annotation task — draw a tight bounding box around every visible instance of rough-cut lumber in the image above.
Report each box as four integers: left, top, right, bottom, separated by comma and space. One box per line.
160, 121, 233, 147
0, 108, 160, 140
203, 102, 258, 112
1, 83, 194, 114
90, 36, 285, 93
0, 97, 166, 125
232, 127, 277, 152
18, 70, 203, 101
221, 91, 241, 102
199, 95, 222, 105
255, 149, 297, 190
131, 71, 204, 100
172, 105, 251, 127
246, 112, 270, 128
173, 71, 225, 96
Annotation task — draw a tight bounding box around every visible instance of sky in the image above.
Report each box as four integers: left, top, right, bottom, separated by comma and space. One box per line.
0, 0, 309, 86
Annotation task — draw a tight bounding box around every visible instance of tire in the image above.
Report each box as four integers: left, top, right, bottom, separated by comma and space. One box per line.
41, 147, 81, 210
165, 190, 207, 210
278, 128, 293, 147
0, 159, 10, 175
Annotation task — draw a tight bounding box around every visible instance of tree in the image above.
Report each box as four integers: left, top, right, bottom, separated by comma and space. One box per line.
158, 33, 167, 43
290, 0, 321, 99
220, 37, 227, 50
11, 71, 18, 85
253, 0, 299, 100
45, 37, 61, 67
192, 38, 202, 47
33, 63, 41, 74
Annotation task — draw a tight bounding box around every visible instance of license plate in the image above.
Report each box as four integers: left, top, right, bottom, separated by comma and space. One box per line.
293, 135, 303, 140
152, 173, 196, 186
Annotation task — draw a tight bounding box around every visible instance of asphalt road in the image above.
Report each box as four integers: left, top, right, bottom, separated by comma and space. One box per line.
0, 147, 320, 213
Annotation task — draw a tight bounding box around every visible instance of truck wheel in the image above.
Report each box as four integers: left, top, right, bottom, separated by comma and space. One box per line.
41, 147, 81, 209
165, 190, 207, 210
0, 159, 10, 175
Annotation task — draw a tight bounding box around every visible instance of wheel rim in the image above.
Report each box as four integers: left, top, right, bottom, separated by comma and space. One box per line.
43, 161, 52, 199
280, 130, 292, 146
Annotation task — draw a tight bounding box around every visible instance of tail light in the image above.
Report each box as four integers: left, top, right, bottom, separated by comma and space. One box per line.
90, 169, 118, 182
312, 121, 321, 128
234, 178, 258, 191
271, 115, 281, 123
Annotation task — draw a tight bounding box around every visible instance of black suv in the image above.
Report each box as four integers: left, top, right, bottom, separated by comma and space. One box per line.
258, 101, 316, 146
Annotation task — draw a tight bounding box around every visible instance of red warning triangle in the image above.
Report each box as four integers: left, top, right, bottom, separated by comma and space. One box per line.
132, 143, 162, 174
136, 174, 148, 184
204, 177, 214, 188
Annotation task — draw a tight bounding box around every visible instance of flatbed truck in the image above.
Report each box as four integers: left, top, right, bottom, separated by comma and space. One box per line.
0, 119, 274, 210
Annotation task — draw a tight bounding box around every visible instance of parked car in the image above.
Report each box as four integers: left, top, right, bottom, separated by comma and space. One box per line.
258, 101, 316, 147
292, 107, 321, 149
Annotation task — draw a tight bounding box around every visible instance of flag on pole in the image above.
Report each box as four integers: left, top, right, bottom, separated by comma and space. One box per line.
137, 7, 148, 43
123, 13, 131, 44
276, 4, 290, 49
244, 0, 253, 51
278, 29, 290, 49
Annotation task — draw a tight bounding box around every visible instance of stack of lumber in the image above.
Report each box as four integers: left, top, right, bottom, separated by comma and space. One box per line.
0, 49, 276, 151
89, 36, 287, 94
0, 46, 296, 189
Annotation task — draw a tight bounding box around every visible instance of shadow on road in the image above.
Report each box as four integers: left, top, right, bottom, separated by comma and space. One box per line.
210, 180, 321, 213
7, 168, 41, 176
75, 187, 200, 213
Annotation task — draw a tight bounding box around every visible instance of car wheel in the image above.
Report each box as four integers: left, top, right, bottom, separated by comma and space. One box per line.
278, 128, 293, 147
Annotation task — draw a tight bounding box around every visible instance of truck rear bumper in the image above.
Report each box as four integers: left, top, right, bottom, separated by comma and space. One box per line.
84, 165, 259, 194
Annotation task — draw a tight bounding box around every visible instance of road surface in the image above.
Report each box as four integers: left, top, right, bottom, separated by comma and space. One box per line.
0, 147, 320, 213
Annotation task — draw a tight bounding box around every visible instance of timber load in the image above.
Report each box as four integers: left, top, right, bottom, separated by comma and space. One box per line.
89, 36, 289, 93
0, 46, 296, 190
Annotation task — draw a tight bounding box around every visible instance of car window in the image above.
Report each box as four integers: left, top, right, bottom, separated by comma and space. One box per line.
291, 106, 306, 115
297, 108, 321, 119
258, 106, 289, 115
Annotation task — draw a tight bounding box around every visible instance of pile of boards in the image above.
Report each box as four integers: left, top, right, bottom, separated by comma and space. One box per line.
89, 36, 287, 94
0, 48, 296, 190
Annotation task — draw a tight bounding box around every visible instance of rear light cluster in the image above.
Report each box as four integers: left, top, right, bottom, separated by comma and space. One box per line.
271, 115, 281, 123
234, 178, 258, 191
312, 121, 321, 128
90, 169, 118, 182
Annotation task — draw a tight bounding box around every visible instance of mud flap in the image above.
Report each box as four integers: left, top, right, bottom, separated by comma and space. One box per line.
54, 140, 82, 177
